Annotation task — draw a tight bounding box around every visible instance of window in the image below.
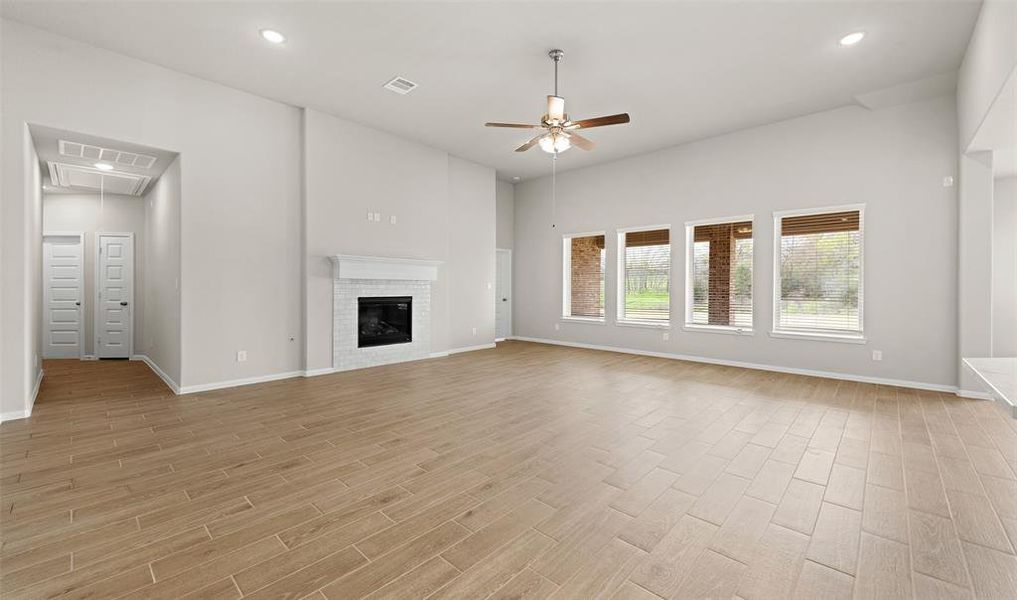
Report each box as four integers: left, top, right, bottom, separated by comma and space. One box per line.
685, 218, 753, 331
562, 233, 606, 320
774, 207, 864, 338
618, 227, 671, 323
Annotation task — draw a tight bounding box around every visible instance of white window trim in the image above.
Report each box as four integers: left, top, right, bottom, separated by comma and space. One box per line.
616, 224, 672, 326
771, 204, 866, 342
683, 214, 755, 333
768, 330, 867, 344
562, 230, 607, 322
617, 319, 671, 329
683, 324, 755, 336
561, 316, 608, 325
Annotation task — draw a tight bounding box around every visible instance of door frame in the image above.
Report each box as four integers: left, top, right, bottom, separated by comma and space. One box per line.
94, 231, 136, 359
42, 231, 85, 359
496, 248, 512, 341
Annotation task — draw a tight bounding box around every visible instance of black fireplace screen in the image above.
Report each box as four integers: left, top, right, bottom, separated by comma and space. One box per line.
358, 296, 412, 348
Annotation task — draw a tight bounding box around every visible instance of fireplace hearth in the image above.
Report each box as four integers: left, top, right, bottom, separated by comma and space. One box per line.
358, 296, 412, 348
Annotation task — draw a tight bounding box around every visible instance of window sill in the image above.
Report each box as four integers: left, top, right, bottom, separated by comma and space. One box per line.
616, 319, 670, 329
683, 324, 754, 336
769, 330, 867, 344
561, 316, 607, 325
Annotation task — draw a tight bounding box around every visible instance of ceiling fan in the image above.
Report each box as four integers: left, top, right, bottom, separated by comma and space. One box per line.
485, 49, 630, 154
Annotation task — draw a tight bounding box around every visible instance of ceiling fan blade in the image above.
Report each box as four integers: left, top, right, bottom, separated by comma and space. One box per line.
515, 133, 545, 152
567, 113, 630, 129
566, 132, 595, 151
485, 122, 540, 129
547, 95, 565, 121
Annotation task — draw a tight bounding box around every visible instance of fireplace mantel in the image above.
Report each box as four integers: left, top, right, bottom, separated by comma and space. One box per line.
328, 254, 442, 281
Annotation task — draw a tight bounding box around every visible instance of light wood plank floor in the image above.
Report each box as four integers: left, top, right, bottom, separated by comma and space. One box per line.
2, 341, 1016, 599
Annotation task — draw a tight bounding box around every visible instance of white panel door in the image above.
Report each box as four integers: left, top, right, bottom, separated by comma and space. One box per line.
496, 249, 512, 340
97, 234, 134, 358
42, 235, 84, 359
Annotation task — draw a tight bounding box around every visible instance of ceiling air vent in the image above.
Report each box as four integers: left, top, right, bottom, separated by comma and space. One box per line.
383, 76, 418, 95
47, 162, 152, 196
59, 139, 158, 169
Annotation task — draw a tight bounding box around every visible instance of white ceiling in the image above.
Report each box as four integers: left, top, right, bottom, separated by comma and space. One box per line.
30, 124, 178, 195
3, 1, 982, 181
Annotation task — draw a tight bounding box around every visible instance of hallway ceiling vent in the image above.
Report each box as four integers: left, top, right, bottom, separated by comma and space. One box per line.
383, 76, 418, 95
47, 162, 152, 196
59, 140, 158, 169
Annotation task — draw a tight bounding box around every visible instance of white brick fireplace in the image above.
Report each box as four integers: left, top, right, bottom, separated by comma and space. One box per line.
329, 255, 442, 372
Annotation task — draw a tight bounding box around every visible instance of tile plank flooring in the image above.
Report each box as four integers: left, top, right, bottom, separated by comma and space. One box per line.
2, 341, 1017, 599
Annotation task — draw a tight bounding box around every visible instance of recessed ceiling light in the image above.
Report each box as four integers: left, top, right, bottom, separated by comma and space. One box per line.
94, 162, 114, 171
839, 31, 866, 46
260, 29, 286, 44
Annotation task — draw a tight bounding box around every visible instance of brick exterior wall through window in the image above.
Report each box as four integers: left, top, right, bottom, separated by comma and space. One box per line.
569, 235, 605, 318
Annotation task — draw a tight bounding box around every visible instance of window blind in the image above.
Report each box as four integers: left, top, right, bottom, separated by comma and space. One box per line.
689, 221, 752, 328
622, 228, 670, 321
776, 210, 862, 333
567, 235, 605, 318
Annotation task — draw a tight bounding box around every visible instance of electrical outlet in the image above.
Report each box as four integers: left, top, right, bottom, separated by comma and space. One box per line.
554, 323, 560, 331
390, 215, 397, 224
662, 332, 670, 341
237, 350, 247, 362
472, 327, 477, 336
943, 176, 955, 187
373, 212, 381, 222
366, 210, 373, 221
872, 350, 883, 361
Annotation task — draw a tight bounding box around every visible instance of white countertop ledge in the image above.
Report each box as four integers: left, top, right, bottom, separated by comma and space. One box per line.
963, 357, 1016, 418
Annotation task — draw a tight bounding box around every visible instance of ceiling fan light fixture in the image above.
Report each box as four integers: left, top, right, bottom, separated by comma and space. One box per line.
539, 133, 571, 154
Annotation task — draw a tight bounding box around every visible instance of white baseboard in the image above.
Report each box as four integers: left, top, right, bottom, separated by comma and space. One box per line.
0, 408, 31, 423
29, 368, 43, 414
303, 367, 336, 378
956, 389, 994, 401
508, 336, 962, 395
448, 343, 497, 355
428, 351, 449, 359
131, 355, 181, 394
179, 370, 303, 394
1, 369, 43, 423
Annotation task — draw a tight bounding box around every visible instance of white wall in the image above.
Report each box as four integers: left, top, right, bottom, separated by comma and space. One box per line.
302, 108, 497, 370
513, 96, 959, 389
994, 176, 1017, 356
142, 157, 182, 384
448, 156, 497, 350
2, 20, 303, 394
2, 126, 45, 418
302, 108, 450, 371
496, 180, 515, 249
956, 0, 1017, 392
957, 0, 1017, 149
42, 193, 147, 357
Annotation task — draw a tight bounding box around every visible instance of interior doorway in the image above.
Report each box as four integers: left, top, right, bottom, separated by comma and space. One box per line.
33, 123, 179, 377
42, 233, 84, 359
496, 248, 512, 340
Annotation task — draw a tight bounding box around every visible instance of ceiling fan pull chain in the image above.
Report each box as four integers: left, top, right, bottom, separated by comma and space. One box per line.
551, 151, 557, 229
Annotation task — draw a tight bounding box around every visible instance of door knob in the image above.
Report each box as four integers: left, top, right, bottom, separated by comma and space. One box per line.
75, 301, 81, 306
120, 301, 129, 306
501, 298, 508, 302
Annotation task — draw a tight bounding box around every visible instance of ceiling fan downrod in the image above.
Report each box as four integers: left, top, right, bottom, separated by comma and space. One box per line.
549, 48, 564, 97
